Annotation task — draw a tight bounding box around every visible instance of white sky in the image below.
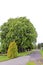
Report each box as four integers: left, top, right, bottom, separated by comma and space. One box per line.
0, 0, 43, 44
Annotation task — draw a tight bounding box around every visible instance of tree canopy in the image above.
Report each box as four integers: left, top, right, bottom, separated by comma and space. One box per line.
1, 17, 37, 52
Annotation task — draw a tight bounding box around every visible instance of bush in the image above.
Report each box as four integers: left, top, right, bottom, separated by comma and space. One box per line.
7, 41, 18, 59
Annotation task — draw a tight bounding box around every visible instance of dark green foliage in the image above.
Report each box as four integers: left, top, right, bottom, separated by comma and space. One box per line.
38, 43, 43, 49
1, 43, 7, 53
38, 44, 41, 49
1, 17, 37, 52
41, 43, 43, 47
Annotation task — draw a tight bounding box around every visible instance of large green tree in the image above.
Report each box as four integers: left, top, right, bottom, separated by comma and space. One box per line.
1, 17, 37, 52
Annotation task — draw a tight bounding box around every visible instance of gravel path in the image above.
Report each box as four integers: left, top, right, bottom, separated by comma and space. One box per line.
0, 50, 43, 65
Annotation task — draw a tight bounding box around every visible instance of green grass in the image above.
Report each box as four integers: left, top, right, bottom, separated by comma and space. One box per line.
0, 51, 32, 62
26, 61, 36, 65
0, 51, 29, 62
40, 50, 43, 56
18, 51, 32, 57
18, 51, 29, 56
0, 55, 9, 62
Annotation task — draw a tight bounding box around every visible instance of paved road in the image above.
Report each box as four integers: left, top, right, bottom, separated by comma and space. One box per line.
29, 50, 41, 61
29, 50, 43, 65
0, 56, 30, 65
0, 50, 41, 65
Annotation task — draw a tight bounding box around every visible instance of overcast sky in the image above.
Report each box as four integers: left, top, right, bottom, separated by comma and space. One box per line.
0, 0, 43, 44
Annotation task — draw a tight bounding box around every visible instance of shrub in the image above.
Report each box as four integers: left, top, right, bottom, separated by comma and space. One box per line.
7, 41, 18, 59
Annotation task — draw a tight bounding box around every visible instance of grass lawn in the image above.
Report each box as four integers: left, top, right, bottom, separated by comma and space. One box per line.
0, 55, 9, 62
0, 51, 33, 62
18, 51, 32, 57
26, 61, 36, 65
40, 50, 43, 56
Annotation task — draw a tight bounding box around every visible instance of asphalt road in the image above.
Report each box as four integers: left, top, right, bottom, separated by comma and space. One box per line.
0, 50, 41, 65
